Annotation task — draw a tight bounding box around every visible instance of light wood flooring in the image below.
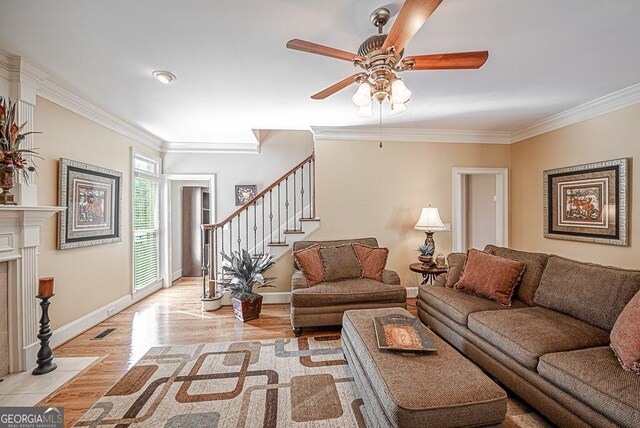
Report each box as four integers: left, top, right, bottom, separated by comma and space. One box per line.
40, 277, 548, 427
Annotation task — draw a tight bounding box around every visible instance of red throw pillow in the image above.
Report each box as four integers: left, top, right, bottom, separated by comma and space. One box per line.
352, 243, 388, 281
454, 249, 525, 306
610, 291, 640, 374
293, 245, 324, 287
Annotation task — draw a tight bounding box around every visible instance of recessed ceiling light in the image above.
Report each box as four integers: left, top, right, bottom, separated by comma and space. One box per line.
152, 70, 176, 84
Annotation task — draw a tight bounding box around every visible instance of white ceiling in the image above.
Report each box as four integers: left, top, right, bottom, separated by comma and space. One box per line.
0, 0, 639, 146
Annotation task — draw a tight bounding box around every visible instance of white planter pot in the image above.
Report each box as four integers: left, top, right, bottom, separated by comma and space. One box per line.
201, 295, 222, 312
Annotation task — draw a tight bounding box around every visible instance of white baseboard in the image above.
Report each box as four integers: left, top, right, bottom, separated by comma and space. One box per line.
26, 282, 163, 366
172, 269, 183, 281
259, 291, 291, 304
406, 287, 418, 298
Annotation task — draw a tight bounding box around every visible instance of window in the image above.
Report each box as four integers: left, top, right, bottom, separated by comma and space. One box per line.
133, 151, 161, 290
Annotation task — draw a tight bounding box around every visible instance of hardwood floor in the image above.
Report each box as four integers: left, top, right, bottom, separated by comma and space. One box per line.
42, 277, 418, 426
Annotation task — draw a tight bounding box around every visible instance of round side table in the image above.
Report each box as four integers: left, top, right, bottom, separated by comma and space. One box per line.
409, 263, 448, 285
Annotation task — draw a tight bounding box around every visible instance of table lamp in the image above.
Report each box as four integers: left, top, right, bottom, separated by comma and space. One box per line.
414, 206, 446, 266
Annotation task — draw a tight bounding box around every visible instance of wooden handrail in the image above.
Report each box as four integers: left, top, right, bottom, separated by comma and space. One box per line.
213, 152, 314, 229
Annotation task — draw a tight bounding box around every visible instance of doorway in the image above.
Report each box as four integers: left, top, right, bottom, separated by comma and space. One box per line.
452, 168, 508, 252
161, 174, 216, 287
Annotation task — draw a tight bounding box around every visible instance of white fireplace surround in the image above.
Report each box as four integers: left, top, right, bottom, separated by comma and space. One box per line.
0, 206, 64, 373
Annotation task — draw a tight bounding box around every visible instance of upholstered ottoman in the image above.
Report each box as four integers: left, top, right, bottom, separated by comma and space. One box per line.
342, 308, 506, 427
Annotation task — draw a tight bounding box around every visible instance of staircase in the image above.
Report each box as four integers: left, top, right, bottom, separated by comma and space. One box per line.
200, 153, 320, 301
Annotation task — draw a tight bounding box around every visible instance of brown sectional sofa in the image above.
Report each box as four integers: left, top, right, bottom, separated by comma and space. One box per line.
417, 245, 640, 428
290, 238, 407, 336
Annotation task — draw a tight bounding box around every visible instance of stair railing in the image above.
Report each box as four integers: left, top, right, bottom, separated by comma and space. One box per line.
201, 152, 315, 299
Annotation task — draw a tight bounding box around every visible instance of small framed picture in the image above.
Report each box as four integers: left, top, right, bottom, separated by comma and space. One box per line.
58, 158, 123, 249
235, 185, 257, 206
543, 158, 629, 246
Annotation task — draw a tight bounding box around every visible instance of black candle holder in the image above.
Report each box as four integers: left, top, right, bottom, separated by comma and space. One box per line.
32, 294, 57, 375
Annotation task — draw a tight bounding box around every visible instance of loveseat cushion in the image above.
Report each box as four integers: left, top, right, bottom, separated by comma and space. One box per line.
419, 285, 527, 326
292, 238, 379, 268
534, 255, 640, 331
484, 245, 549, 305
291, 279, 406, 307
538, 347, 640, 427
468, 307, 610, 370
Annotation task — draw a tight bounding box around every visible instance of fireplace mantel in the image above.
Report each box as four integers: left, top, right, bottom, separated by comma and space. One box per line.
0, 205, 65, 372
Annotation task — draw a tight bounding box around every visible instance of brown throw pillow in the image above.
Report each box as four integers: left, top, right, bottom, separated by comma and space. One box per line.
293, 245, 324, 287
352, 244, 388, 281
610, 291, 640, 374
454, 249, 525, 306
319, 244, 362, 282
445, 252, 467, 288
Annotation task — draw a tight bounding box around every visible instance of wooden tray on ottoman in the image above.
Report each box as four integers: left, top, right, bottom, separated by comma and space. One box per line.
342, 308, 506, 427
374, 314, 437, 353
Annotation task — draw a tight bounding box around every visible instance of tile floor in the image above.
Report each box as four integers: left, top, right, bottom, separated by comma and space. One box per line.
0, 357, 99, 407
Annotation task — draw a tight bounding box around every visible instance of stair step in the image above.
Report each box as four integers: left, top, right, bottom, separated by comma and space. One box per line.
300, 217, 321, 222
267, 242, 289, 247
284, 230, 304, 235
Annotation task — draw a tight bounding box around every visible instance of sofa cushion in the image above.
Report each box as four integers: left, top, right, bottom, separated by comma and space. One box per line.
534, 255, 640, 331
419, 285, 527, 326
292, 237, 379, 268
454, 249, 525, 306
291, 279, 406, 307
611, 291, 640, 374
445, 252, 467, 288
538, 347, 640, 427
468, 307, 610, 370
319, 244, 362, 282
484, 245, 549, 305
293, 245, 324, 286
352, 244, 388, 282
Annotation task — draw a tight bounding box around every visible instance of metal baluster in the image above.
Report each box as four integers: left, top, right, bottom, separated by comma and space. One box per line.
277, 184, 281, 243
285, 177, 289, 232
269, 190, 274, 244
293, 170, 297, 230
245, 209, 249, 253
229, 218, 233, 257
312, 157, 316, 218
308, 159, 312, 219
219, 227, 224, 281
301, 164, 305, 223
262, 196, 265, 255
237, 214, 241, 253
253, 202, 257, 256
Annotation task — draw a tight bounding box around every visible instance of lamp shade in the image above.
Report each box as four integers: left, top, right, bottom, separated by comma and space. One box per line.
414, 207, 446, 231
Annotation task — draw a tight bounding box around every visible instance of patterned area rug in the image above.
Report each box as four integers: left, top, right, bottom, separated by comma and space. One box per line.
76, 335, 548, 427
76, 336, 364, 427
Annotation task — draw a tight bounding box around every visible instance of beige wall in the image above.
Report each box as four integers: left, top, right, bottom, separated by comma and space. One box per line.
36, 97, 161, 329
0, 262, 8, 377
511, 104, 640, 268
311, 139, 511, 287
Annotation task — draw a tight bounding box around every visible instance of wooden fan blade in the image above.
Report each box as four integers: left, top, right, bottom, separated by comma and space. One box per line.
382, 0, 443, 55
287, 39, 364, 62
403, 51, 489, 70
311, 73, 367, 100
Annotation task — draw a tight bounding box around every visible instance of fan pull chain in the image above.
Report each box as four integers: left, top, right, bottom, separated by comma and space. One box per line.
379, 101, 383, 148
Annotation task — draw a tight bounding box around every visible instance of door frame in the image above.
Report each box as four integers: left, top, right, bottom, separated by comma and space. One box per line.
161, 174, 216, 288
452, 167, 509, 252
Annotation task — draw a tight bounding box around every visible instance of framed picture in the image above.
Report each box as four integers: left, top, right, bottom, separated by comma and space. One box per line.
543, 158, 629, 246
235, 184, 257, 206
58, 158, 123, 249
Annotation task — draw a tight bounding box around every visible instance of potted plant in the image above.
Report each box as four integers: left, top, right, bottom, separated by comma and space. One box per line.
0, 97, 41, 205
221, 249, 276, 322
417, 242, 435, 267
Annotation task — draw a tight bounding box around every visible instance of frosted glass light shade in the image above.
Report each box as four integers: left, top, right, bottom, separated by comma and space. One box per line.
390, 102, 407, 115
414, 207, 446, 231
391, 79, 412, 104
352, 82, 372, 107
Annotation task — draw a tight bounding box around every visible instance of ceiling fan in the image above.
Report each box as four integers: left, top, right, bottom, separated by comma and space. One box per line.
286, 0, 489, 117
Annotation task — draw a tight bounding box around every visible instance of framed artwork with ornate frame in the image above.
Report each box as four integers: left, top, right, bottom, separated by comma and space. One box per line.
543, 158, 629, 246
235, 184, 257, 206
58, 158, 123, 250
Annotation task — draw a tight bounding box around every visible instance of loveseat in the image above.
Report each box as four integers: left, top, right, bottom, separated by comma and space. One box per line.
290, 238, 407, 336
417, 245, 640, 428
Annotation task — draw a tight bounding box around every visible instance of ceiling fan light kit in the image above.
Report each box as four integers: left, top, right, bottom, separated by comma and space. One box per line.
286, 0, 489, 117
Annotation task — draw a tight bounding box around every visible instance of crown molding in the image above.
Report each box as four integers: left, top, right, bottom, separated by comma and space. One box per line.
311, 126, 511, 144
37, 78, 164, 151
162, 141, 261, 154
511, 83, 640, 143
